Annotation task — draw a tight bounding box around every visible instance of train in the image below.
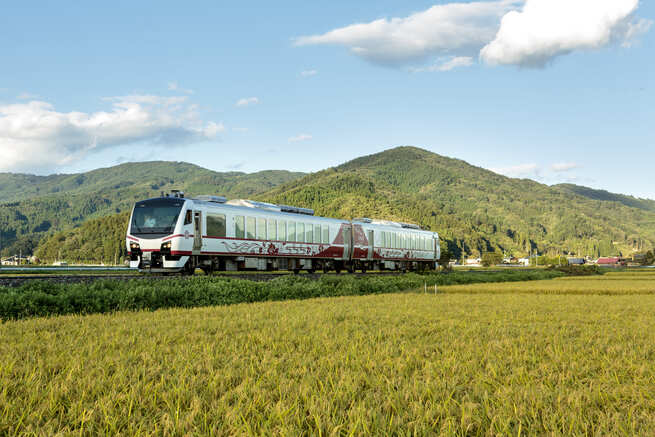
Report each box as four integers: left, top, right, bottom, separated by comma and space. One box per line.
126, 191, 440, 274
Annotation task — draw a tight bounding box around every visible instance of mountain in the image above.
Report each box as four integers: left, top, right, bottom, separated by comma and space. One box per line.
0, 162, 305, 256
259, 147, 654, 257
4, 147, 655, 261
553, 184, 655, 213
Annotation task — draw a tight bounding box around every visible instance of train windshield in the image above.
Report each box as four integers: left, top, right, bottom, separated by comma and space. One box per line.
130, 198, 185, 236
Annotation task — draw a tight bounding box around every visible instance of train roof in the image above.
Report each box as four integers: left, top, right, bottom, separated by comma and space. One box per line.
185, 197, 349, 224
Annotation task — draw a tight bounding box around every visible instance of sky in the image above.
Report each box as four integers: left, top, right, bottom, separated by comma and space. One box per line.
0, 0, 653, 199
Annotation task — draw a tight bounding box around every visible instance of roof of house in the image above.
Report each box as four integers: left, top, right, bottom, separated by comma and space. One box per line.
597, 257, 620, 264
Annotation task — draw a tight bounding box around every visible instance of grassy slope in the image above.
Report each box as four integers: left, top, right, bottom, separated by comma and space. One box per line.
260, 146, 655, 257
2, 271, 655, 435
0, 162, 304, 256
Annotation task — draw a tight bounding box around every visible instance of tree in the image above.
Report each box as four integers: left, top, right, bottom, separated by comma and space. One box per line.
481, 252, 503, 267
438, 249, 452, 271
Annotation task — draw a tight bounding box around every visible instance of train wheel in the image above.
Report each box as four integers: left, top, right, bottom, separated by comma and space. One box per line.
335, 267, 342, 274
307, 269, 315, 274
361, 266, 367, 273
182, 261, 195, 276
322, 265, 329, 273
293, 268, 300, 275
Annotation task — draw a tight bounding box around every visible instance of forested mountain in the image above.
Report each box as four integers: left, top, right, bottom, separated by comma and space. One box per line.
35, 212, 130, 264
260, 147, 655, 258
3, 147, 655, 261
553, 184, 655, 213
0, 162, 304, 256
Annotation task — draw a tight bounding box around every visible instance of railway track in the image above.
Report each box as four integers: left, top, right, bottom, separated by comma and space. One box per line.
0, 271, 407, 287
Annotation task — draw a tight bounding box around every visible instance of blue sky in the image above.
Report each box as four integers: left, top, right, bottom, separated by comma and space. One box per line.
0, 0, 653, 199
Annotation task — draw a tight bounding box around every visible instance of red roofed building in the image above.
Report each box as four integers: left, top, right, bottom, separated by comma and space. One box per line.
596, 257, 622, 266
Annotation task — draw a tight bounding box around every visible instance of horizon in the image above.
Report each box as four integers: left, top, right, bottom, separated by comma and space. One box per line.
1, 1, 653, 199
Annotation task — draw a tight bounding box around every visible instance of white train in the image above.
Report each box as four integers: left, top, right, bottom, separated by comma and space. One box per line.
126, 191, 440, 274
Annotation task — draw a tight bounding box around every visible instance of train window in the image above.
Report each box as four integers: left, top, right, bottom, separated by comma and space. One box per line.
386, 232, 391, 248
235, 216, 245, 238
297, 223, 304, 242
314, 225, 321, 243
288, 222, 296, 241
246, 217, 256, 239
184, 210, 192, 225
322, 226, 329, 244
268, 219, 277, 241
278, 220, 286, 241
257, 218, 266, 240
206, 214, 226, 238
306, 223, 312, 243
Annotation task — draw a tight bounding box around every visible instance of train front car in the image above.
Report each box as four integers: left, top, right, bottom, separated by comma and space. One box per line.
126, 195, 192, 273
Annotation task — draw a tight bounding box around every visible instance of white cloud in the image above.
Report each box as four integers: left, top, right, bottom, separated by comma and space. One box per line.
288, 133, 312, 143
0, 95, 223, 172
167, 81, 194, 94
411, 56, 474, 72
551, 162, 579, 172
232, 127, 249, 132
622, 17, 653, 47
300, 69, 318, 77
236, 97, 260, 107
294, 0, 520, 66
490, 163, 539, 178
480, 0, 651, 67
17, 92, 39, 100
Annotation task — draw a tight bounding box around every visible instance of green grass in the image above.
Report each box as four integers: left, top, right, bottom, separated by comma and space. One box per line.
0, 270, 564, 321
2, 272, 654, 435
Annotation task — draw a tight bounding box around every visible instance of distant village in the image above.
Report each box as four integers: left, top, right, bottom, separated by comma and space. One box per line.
452, 254, 652, 268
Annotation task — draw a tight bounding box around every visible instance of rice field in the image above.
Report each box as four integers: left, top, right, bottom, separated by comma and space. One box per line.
2, 271, 655, 435
439, 271, 655, 295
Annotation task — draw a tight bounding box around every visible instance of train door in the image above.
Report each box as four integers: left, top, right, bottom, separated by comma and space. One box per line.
193, 211, 203, 254
342, 226, 352, 260
434, 235, 440, 261
367, 229, 374, 260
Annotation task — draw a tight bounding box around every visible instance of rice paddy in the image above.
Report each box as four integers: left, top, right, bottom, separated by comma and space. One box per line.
1, 270, 654, 435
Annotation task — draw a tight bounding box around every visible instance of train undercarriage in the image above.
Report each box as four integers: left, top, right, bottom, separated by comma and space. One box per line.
132, 252, 437, 275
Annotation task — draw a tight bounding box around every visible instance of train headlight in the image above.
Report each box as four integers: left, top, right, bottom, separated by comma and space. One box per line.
161, 241, 171, 250
130, 242, 140, 251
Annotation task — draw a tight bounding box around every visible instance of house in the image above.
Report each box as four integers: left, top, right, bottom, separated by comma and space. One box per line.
596, 257, 622, 266
465, 258, 481, 266
518, 258, 530, 266
0, 255, 31, 266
